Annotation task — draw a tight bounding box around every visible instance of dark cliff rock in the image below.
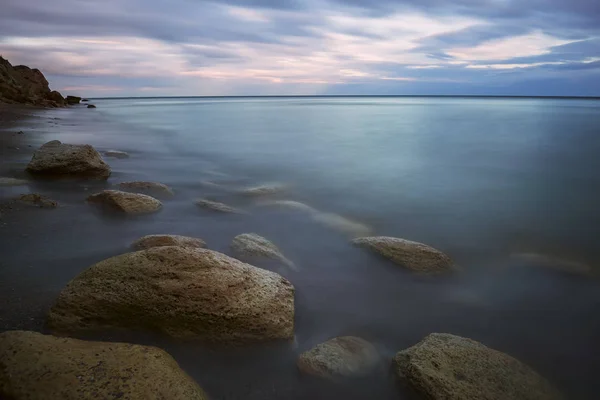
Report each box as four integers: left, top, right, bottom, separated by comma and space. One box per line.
0, 56, 68, 107
66, 95, 81, 104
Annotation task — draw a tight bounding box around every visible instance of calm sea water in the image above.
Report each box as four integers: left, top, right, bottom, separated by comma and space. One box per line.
1, 96, 600, 399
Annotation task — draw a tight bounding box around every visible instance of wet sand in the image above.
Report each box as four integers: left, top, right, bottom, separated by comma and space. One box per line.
1, 103, 600, 399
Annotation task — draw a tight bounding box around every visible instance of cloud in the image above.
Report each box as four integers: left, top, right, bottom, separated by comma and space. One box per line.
0, 0, 599, 96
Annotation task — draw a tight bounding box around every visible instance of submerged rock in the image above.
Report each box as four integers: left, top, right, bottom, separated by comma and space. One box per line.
353, 236, 453, 274
17, 193, 58, 208
0, 177, 28, 186
393, 333, 562, 400
116, 181, 174, 198
104, 150, 130, 159
26, 140, 111, 179
47, 246, 295, 342
132, 234, 206, 250
0, 330, 207, 400
313, 212, 372, 238
87, 104, 96, 108
510, 253, 593, 276
87, 190, 162, 214
231, 233, 296, 270
297, 336, 380, 379
195, 198, 245, 214
256, 199, 317, 213
239, 184, 285, 197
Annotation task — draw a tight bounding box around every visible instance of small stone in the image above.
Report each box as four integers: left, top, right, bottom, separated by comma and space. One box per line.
116, 181, 174, 198
17, 193, 58, 208
313, 213, 372, 238
195, 199, 245, 214
353, 236, 453, 274
297, 336, 380, 379
104, 150, 130, 159
239, 184, 285, 197
231, 233, 296, 270
87, 190, 162, 214
87, 104, 96, 108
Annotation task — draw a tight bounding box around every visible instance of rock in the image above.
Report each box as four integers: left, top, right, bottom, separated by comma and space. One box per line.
87, 104, 96, 108
0, 330, 207, 400
231, 233, 296, 270
393, 333, 562, 400
297, 336, 380, 379
313, 212, 372, 238
47, 246, 295, 342
82, 98, 89, 102
195, 199, 245, 214
0, 177, 28, 186
239, 184, 285, 197
353, 236, 453, 274
0, 56, 66, 107
65, 95, 81, 104
257, 199, 317, 213
104, 150, 130, 159
132, 234, 206, 250
26, 140, 111, 179
87, 190, 162, 214
17, 193, 58, 208
116, 181, 174, 198
510, 253, 593, 276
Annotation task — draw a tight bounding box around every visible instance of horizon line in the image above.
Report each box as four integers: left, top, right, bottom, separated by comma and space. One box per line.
87, 94, 600, 100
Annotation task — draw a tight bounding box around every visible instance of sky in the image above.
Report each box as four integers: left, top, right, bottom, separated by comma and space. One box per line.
1, 0, 599, 97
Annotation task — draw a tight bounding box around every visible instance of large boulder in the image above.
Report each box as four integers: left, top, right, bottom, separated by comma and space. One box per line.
393, 333, 562, 400
116, 181, 174, 198
0, 330, 207, 400
297, 336, 380, 379
132, 234, 206, 250
353, 236, 453, 274
47, 246, 295, 342
231, 233, 296, 270
87, 190, 162, 214
26, 140, 111, 179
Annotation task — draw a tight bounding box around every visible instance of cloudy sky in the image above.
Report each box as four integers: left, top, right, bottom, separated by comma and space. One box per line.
1, 0, 599, 97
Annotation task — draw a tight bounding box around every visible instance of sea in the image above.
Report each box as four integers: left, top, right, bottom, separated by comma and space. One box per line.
1, 96, 600, 399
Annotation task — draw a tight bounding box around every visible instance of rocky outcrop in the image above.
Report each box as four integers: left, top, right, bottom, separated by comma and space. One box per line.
87, 190, 162, 214
116, 181, 174, 198
104, 150, 130, 159
353, 236, 453, 274
195, 199, 246, 214
47, 246, 295, 342
297, 336, 380, 379
393, 333, 562, 400
17, 193, 58, 208
65, 95, 81, 104
0, 330, 207, 400
0, 56, 66, 107
0, 177, 28, 186
132, 234, 206, 250
26, 140, 111, 179
231, 233, 296, 270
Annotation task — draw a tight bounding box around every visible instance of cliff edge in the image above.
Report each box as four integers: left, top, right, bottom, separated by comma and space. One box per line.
0, 56, 67, 107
